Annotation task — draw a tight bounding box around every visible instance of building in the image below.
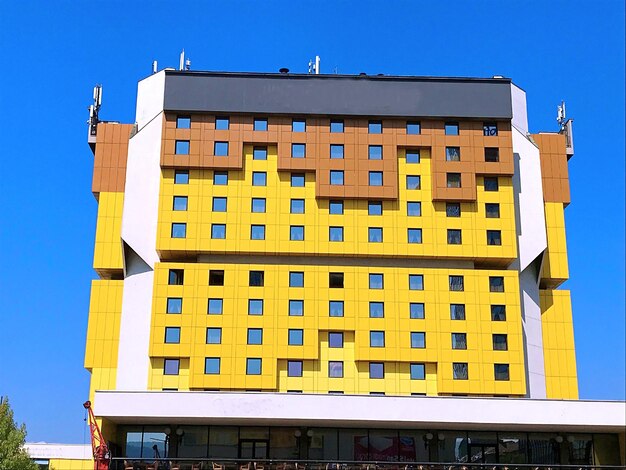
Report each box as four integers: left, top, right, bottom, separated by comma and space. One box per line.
76, 69, 625, 467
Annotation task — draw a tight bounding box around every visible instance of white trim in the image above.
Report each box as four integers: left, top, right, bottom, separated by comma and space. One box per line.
25, 443, 91, 460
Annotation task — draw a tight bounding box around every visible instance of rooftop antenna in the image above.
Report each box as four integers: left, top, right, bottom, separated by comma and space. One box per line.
557, 100, 575, 157
556, 100, 566, 130
185, 58, 191, 71
179, 49, 185, 71
87, 84, 102, 145
308, 55, 321, 74
152, 60, 158, 74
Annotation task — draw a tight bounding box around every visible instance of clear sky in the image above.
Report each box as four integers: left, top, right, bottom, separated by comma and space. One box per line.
0, 0, 624, 445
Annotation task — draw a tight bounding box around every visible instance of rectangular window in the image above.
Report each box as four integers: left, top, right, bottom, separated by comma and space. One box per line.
449, 275, 464, 291
489, 276, 505, 292
292, 119, 306, 132
213, 171, 228, 185
447, 229, 462, 245
249, 271, 264, 287
215, 116, 229, 130
329, 272, 344, 288
328, 332, 344, 348
445, 122, 459, 135
491, 305, 506, 321
406, 122, 421, 135
329, 200, 344, 214
247, 328, 263, 345
212, 197, 227, 212
175, 140, 190, 155
250, 225, 266, 240
411, 332, 426, 349
370, 331, 385, 347
329, 226, 344, 242
368, 145, 383, 160
214, 141, 229, 156
164, 327, 181, 344
288, 361, 303, 377
369, 171, 383, 186
493, 334, 508, 350
252, 171, 267, 186
453, 362, 468, 380
450, 304, 466, 320
485, 203, 500, 218
289, 271, 304, 287
291, 173, 305, 187
368, 201, 383, 215
329, 301, 344, 317
205, 357, 220, 374
330, 170, 344, 185
291, 143, 306, 158
288, 329, 304, 346
484, 177, 499, 191
173, 196, 188, 211
410, 302, 425, 319
248, 299, 264, 315
408, 228, 422, 244
369, 362, 384, 379
330, 120, 344, 133
289, 300, 304, 316
168, 269, 184, 285
447, 173, 461, 188
290, 225, 304, 241
176, 116, 191, 129
171, 223, 186, 238
451, 333, 467, 350
246, 358, 262, 375
211, 224, 226, 239
368, 120, 382, 134
207, 299, 223, 315
251, 198, 266, 213
369, 273, 384, 289
495, 364, 510, 381
446, 202, 461, 217
369, 302, 384, 318
485, 147, 500, 162
164, 359, 180, 375
405, 149, 420, 163
483, 122, 498, 136
410, 363, 425, 380
253, 146, 267, 160
290, 199, 305, 214
406, 175, 421, 189
409, 274, 424, 290
330, 144, 344, 159
253, 118, 268, 131
208, 270, 224, 286
174, 170, 189, 184
487, 230, 502, 246
368, 227, 383, 243
407, 201, 421, 216
446, 146, 461, 161
206, 328, 222, 344
329, 361, 344, 378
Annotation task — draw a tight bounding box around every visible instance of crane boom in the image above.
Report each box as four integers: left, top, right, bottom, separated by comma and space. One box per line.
83, 401, 110, 470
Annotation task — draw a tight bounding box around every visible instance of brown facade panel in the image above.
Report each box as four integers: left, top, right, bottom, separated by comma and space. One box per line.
92, 123, 133, 194
532, 133, 571, 205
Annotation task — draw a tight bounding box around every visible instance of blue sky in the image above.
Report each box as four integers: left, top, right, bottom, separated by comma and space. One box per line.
0, 1, 623, 444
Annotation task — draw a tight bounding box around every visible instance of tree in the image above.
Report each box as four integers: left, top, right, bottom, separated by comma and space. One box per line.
0, 396, 38, 470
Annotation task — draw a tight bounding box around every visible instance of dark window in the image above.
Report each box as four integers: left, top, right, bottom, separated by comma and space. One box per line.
168, 269, 184, 285
409, 274, 424, 290
369, 273, 384, 289
171, 223, 186, 238
410, 303, 425, 319
165, 327, 181, 344
446, 202, 461, 217
493, 334, 508, 350
212, 197, 227, 212
368, 227, 383, 242
213, 171, 228, 185
485, 147, 500, 162
174, 170, 189, 184
408, 228, 422, 244
292, 119, 306, 132
445, 122, 459, 135
249, 271, 264, 287
329, 226, 344, 242
253, 146, 268, 160
175, 140, 190, 155
370, 331, 385, 347
328, 332, 344, 348
410, 363, 425, 380
250, 225, 265, 240
253, 118, 268, 131
330, 120, 344, 133
451, 333, 467, 350
205, 358, 220, 374
411, 332, 426, 348
495, 364, 510, 381
329, 272, 344, 288
292, 143, 306, 158
251, 198, 266, 213
449, 275, 464, 291
247, 328, 263, 345
487, 230, 502, 246
167, 298, 182, 314
450, 304, 466, 320
291, 173, 305, 187
290, 199, 305, 214
252, 171, 267, 186
369, 302, 384, 318
447, 229, 462, 245
176, 116, 191, 129
330, 144, 344, 159
290, 225, 304, 241
453, 362, 468, 380
491, 305, 506, 321
173, 196, 188, 211
329, 361, 344, 378
369, 362, 384, 379
446, 146, 461, 161
369, 171, 383, 186
407, 175, 421, 189
483, 122, 498, 136
484, 177, 499, 191
329, 200, 344, 214
288, 329, 304, 346
368, 120, 382, 134
447, 173, 461, 188
406, 149, 420, 163
164, 359, 180, 375
208, 270, 224, 286
289, 300, 304, 316
214, 141, 228, 156
490, 276, 505, 292
289, 271, 304, 287
368, 145, 383, 160
329, 301, 344, 317
406, 122, 421, 135
368, 201, 383, 215
486, 203, 500, 218
215, 116, 229, 130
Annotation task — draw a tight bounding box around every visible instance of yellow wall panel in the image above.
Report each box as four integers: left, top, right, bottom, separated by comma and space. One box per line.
93, 192, 124, 274
541, 202, 569, 286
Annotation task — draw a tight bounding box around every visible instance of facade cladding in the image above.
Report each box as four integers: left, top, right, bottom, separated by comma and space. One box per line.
81, 70, 625, 466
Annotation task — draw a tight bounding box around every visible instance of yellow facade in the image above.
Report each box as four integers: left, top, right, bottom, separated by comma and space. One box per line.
93, 192, 124, 275
541, 202, 569, 286
48, 459, 93, 470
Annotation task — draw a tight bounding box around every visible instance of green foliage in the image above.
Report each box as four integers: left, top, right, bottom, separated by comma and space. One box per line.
0, 397, 39, 470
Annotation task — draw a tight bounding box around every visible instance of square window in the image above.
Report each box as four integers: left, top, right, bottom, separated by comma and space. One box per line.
215, 116, 229, 130
171, 223, 186, 238
249, 271, 264, 287
246, 358, 262, 375
164, 327, 180, 344
447, 229, 462, 245
292, 143, 306, 158
408, 228, 422, 244
369, 302, 384, 318
206, 328, 222, 344
247, 328, 263, 345
491, 305, 506, 321
174, 170, 189, 184
368, 227, 383, 243
487, 230, 502, 246
406, 149, 420, 163
445, 146, 461, 162
330, 120, 344, 133
446, 203, 461, 217
369, 274, 384, 289
212, 197, 227, 212
369, 362, 384, 379
329, 226, 344, 242
370, 331, 385, 347
451, 333, 467, 350
250, 225, 266, 240
176, 116, 191, 129
369, 171, 383, 186
329, 301, 344, 317
410, 363, 425, 380
214, 141, 229, 156
164, 359, 180, 375
368, 145, 383, 160
445, 122, 459, 135
292, 119, 306, 132
485, 147, 500, 162
330, 170, 344, 185
407, 202, 421, 216
329, 361, 344, 378
173, 196, 188, 211
493, 334, 508, 350
368, 201, 382, 216
253, 118, 268, 131
407, 122, 421, 135
253, 146, 268, 160
252, 198, 266, 213
288, 360, 303, 377
288, 329, 304, 346
485, 203, 500, 218
483, 122, 498, 136
205, 357, 220, 374
211, 224, 226, 239
410, 303, 425, 319
252, 172, 267, 186
489, 276, 505, 292
290, 226, 304, 241
411, 332, 426, 348
248, 299, 264, 315
495, 363, 510, 381
368, 121, 382, 134
329, 200, 344, 214
291, 173, 305, 187
289, 300, 304, 316
406, 175, 421, 190
449, 275, 464, 291
328, 332, 344, 348
289, 271, 304, 287
409, 274, 424, 290
213, 171, 228, 185
329, 272, 344, 288
330, 144, 344, 159
447, 173, 461, 188
175, 140, 190, 155
207, 298, 223, 315
208, 270, 224, 286
453, 362, 468, 380
484, 177, 499, 191
290, 199, 305, 214
168, 269, 184, 285
450, 304, 466, 320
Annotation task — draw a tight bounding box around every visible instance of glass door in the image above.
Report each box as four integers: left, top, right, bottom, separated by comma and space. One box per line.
469, 444, 497, 464
239, 439, 269, 459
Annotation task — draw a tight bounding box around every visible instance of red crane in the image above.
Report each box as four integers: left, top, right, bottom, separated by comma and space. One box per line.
83, 401, 110, 470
